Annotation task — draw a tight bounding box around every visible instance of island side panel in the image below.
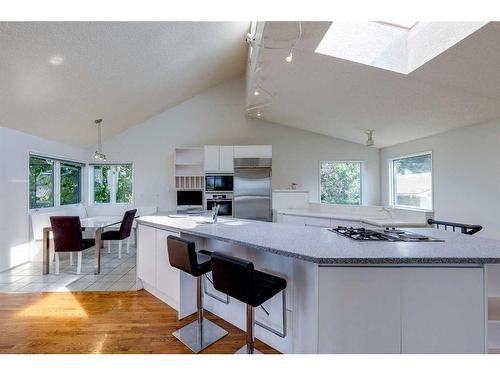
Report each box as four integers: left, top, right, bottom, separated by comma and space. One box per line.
200, 238, 319, 354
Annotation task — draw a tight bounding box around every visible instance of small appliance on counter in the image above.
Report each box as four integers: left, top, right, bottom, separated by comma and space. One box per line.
329, 226, 444, 242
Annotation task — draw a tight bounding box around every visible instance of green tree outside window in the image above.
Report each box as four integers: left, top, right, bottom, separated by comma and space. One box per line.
320, 162, 361, 205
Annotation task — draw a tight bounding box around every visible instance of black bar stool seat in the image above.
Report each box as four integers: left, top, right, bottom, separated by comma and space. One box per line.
166, 236, 228, 353
211, 252, 287, 354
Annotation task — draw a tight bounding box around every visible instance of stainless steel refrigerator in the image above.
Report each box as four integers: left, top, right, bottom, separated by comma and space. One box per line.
233, 158, 272, 222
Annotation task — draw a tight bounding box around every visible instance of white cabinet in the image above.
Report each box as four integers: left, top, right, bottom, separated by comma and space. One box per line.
204, 145, 234, 172
280, 214, 305, 226
233, 145, 272, 158
304, 217, 331, 228
318, 267, 401, 353
401, 267, 485, 354
137, 224, 157, 287
155, 228, 181, 309
317, 266, 485, 354
204, 145, 220, 172
219, 145, 234, 172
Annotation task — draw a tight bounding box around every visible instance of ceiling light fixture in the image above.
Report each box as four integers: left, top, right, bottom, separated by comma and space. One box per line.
49, 55, 64, 65
254, 89, 260, 96
365, 130, 375, 147
256, 111, 262, 117
94, 119, 107, 161
285, 50, 293, 63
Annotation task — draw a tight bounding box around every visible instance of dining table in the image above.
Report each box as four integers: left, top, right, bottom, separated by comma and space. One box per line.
42, 215, 124, 275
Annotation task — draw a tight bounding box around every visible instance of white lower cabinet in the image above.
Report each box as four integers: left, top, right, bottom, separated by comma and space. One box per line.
318, 267, 401, 353
304, 217, 331, 228
280, 214, 305, 226
137, 224, 157, 287
401, 267, 485, 353
318, 266, 485, 353
137, 224, 182, 310
155, 228, 181, 309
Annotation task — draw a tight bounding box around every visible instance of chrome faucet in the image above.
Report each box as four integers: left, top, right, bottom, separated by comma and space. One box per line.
211, 204, 220, 224
379, 206, 393, 218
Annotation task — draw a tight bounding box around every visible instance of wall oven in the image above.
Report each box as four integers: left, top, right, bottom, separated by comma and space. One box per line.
205, 174, 234, 192
205, 193, 233, 216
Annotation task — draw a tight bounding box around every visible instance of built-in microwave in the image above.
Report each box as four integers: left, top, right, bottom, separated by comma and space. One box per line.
205, 174, 233, 192
205, 193, 233, 216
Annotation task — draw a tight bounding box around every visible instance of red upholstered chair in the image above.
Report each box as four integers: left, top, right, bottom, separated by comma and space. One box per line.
102, 209, 137, 259
50, 216, 95, 274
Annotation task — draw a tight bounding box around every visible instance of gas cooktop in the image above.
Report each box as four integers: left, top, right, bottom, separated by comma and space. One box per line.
329, 226, 444, 242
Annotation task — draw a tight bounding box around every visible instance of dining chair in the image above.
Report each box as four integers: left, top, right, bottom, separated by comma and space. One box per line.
49, 216, 95, 275
102, 209, 137, 259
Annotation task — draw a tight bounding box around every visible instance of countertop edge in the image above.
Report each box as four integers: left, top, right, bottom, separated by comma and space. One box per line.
136, 219, 499, 265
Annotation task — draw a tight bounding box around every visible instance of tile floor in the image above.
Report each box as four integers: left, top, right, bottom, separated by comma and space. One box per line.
0, 242, 137, 293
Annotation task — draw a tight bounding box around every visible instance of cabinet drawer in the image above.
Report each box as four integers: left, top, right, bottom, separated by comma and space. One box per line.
281, 214, 305, 226
304, 217, 331, 228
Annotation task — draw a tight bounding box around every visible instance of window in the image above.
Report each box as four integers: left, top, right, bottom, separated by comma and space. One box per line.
60, 163, 82, 205
29, 155, 83, 209
391, 152, 432, 209
91, 164, 133, 204
320, 161, 362, 205
29, 156, 54, 209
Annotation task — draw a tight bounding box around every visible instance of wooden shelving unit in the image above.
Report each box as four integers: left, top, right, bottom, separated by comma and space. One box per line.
174, 147, 204, 190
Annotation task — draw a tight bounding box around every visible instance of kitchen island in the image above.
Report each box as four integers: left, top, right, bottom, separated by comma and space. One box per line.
136, 214, 500, 354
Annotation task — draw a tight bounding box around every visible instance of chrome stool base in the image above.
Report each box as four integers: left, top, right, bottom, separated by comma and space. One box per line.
236, 346, 262, 354
172, 318, 228, 353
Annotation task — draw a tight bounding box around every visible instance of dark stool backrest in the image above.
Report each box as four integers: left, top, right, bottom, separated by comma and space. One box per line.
119, 209, 137, 237
50, 216, 83, 252
211, 252, 256, 305
167, 236, 199, 275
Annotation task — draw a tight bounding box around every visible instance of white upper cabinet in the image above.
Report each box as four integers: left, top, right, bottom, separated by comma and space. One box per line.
219, 145, 234, 172
204, 145, 271, 172
233, 145, 272, 158
204, 145, 220, 172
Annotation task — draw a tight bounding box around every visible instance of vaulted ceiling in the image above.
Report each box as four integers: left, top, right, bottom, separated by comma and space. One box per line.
0, 22, 250, 147
247, 22, 500, 148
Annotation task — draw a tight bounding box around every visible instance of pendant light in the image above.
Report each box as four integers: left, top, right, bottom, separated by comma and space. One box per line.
94, 119, 107, 161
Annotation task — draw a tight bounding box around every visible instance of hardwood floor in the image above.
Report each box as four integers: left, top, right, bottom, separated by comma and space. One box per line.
0, 290, 279, 354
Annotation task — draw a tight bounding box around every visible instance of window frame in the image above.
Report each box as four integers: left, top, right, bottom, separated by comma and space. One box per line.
389, 151, 433, 211
28, 152, 85, 212
89, 163, 134, 205
318, 160, 364, 206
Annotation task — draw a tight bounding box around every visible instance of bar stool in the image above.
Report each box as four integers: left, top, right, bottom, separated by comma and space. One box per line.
210, 252, 287, 354
166, 236, 228, 353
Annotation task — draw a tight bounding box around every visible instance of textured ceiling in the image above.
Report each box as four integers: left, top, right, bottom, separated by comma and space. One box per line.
248, 22, 500, 148
0, 22, 249, 147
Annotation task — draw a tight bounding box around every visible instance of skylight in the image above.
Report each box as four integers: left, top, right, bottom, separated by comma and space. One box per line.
378, 21, 418, 29
315, 22, 487, 75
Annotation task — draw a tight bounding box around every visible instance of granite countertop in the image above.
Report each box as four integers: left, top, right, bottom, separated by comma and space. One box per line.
276, 208, 427, 227
136, 215, 500, 265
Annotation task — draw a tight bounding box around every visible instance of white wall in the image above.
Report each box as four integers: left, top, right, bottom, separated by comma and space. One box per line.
0, 127, 87, 271
380, 120, 500, 239
91, 76, 380, 211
